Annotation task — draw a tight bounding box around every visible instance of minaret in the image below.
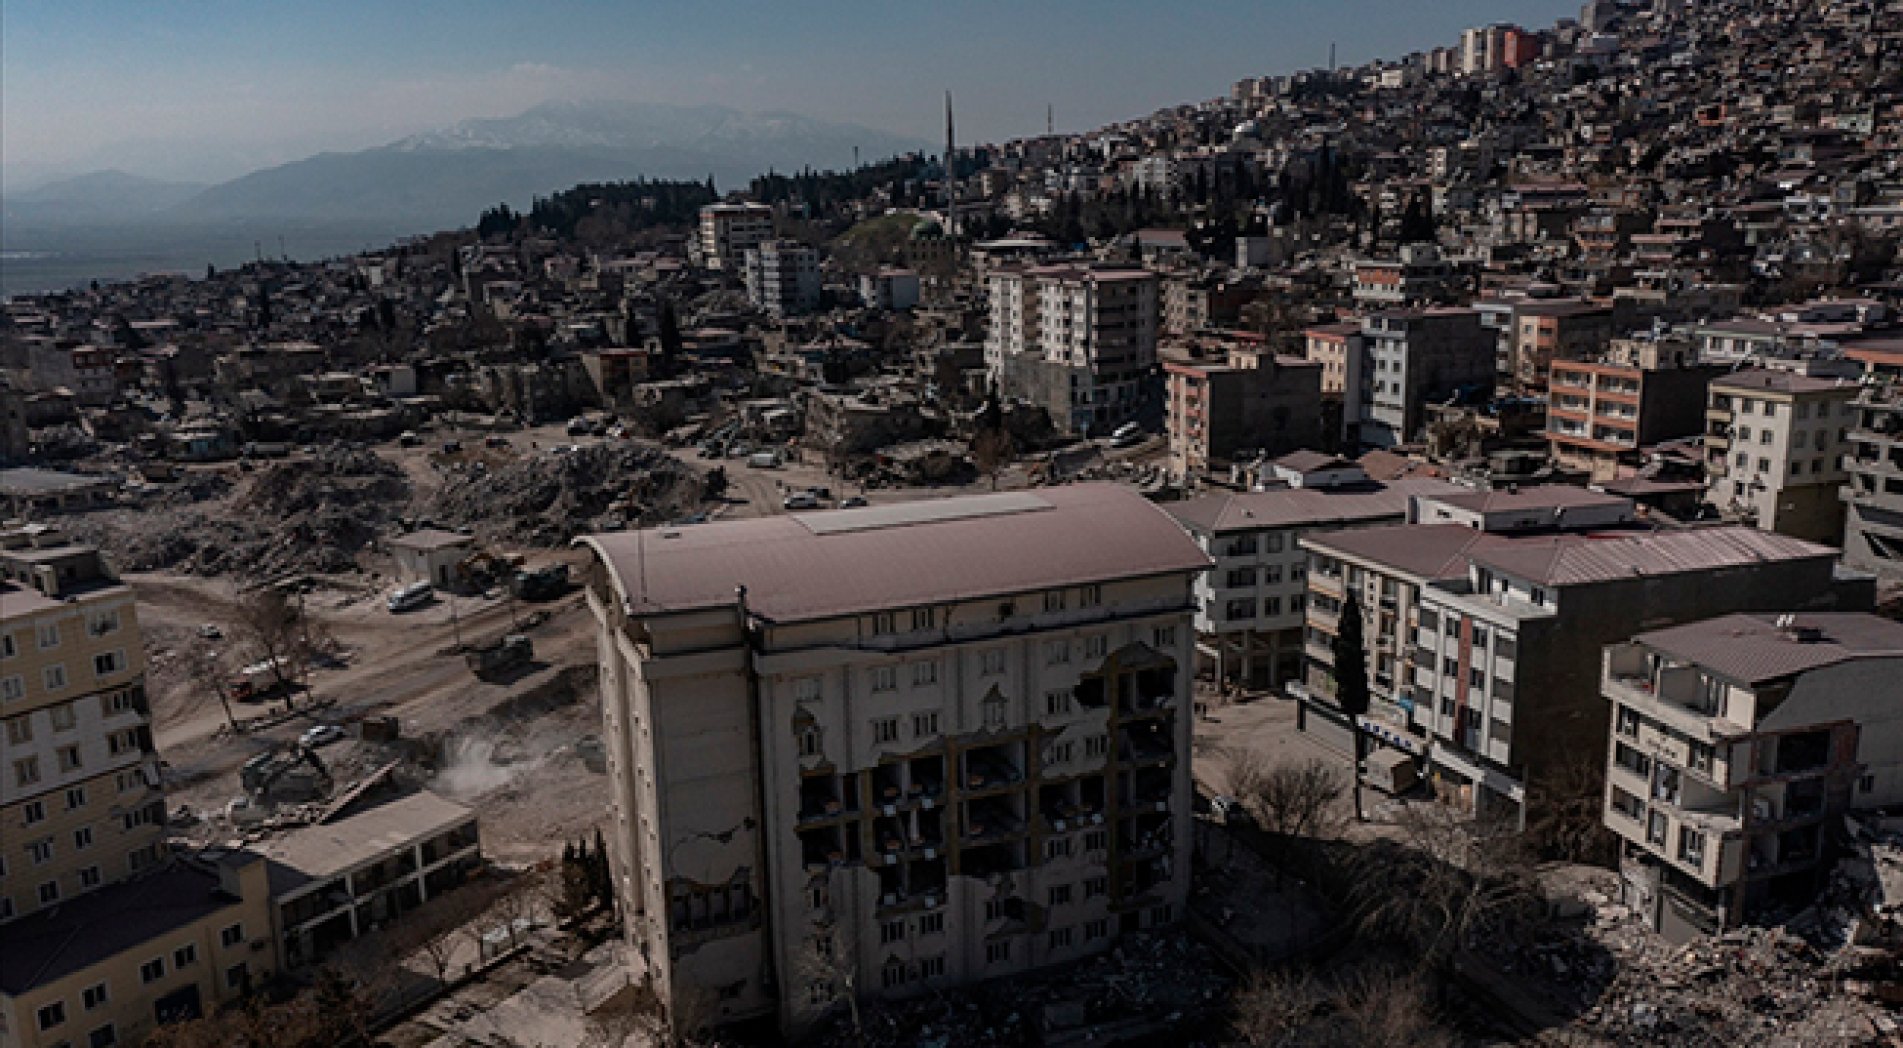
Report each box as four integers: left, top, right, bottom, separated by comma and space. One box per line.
943, 90, 957, 235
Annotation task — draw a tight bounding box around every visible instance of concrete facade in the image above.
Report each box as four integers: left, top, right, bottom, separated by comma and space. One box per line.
1703, 370, 1857, 543
581, 487, 1206, 1034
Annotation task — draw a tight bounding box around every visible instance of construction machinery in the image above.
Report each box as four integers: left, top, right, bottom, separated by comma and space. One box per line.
240, 743, 333, 804
510, 563, 570, 601
466, 634, 533, 679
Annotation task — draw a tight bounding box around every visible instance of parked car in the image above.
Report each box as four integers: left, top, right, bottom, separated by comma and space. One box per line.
783, 492, 820, 510
196, 623, 224, 640
398, 432, 424, 447
840, 496, 869, 509
300, 724, 346, 748
484, 435, 512, 449
749, 451, 782, 469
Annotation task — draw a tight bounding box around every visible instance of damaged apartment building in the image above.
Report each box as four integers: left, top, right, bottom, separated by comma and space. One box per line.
581, 485, 1208, 1032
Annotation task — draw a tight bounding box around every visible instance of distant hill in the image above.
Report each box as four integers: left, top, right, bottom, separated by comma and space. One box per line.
3, 170, 207, 224
168, 100, 930, 228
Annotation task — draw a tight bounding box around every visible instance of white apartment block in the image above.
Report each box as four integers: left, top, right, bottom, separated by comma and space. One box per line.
1703, 369, 1857, 544
743, 240, 822, 317
1166, 461, 1459, 691
1602, 613, 1903, 941
988, 266, 1158, 436
695, 202, 775, 272
581, 486, 1208, 1034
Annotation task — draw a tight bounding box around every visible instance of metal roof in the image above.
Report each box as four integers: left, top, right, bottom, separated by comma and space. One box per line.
1167, 477, 1460, 536
586, 484, 1212, 624
1635, 613, 1903, 686
1469, 526, 1835, 587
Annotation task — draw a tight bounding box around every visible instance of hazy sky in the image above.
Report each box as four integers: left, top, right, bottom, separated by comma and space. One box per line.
5, 0, 1579, 185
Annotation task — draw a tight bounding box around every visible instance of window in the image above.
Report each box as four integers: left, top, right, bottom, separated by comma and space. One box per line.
1616, 706, 1640, 738
1263, 564, 1283, 584
1085, 918, 1109, 940
792, 676, 821, 701
1646, 811, 1668, 846
1043, 590, 1068, 613
24, 799, 45, 824
58, 746, 82, 772
920, 956, 946, 979
1225, 567, 1256, 588
225, 963, 249, 991
870, 666, 897, 693
1045, 640, 1070, 665
919, 912, 944, 935
140, 958, 165, 984
0, 632, 12, 658
89, 610, 120, 636
4, 717, 27, 744
880, 962, 909, 990
1530, 587, 1548, 606
986, 941, 1012, 964
911, 660, 939, 687
220, 923, 244, 948
83, 982, 109, 1010
173, 944, 198, 969
72, 822, 92, 848
911, 608, 935, 631
1045, 690, 1071, 716
38, 623, 60, 650
872, 718, 900, 744
1047, 741, 1074, 765
912, 712, 940, 737
1688, 741, 1714, 775
1225, 597, 1255, 620
1679, 828, 1707, 866
871, 612, 896, 635
1084, 875, 1108, 898
51, 703, 75, 731
104, 689, 138, 716
79, 865, 100, 889
0, 675, 21, 702
1152, 626, 1177, 649
44, 664, 67, 691
880, 919, 906, 945
1471, 625, 1489, 650
29, 839, 54, 864
1049, 927, 1073, 949
798, 726, 822, 757
1468, 667, 1485, 689
1263, 596, 1282, 617
93, 651, 125, 678
16, 756, 41, 788
37, 1002, 66, 1031
985, 898, 1008, 921
1045, 837, 1071, 860
983, 694, 1007, 731
1084, 737, 1107, 760
981, 649, 1006, 676
1083, 635, 1107, 659
1151, 905, 1174, 925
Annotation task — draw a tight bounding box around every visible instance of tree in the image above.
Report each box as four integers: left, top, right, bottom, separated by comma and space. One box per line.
1227, 751, 1348, 841
793, 870, 867, 1047
1332, 590, 1371, 821
657, 300, 683, 379
230, 584, 311, 708
176, 641, 242, 735
1525, 747, 1616, 864
970, 426, 1016, 491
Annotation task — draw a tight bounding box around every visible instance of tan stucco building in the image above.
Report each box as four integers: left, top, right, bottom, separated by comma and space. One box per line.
581, 485, 1209, 1034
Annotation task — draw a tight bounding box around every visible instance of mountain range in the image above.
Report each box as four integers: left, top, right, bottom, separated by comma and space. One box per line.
3, 100, 930, 232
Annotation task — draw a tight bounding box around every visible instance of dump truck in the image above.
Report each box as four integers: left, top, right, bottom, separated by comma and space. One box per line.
466, 634, 533, 679
510, 563, 570, 601
230, 656, 292, 702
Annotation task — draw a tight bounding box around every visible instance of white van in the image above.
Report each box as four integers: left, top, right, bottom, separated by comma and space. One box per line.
748, 450, 781, 469
386, 582, 434, 613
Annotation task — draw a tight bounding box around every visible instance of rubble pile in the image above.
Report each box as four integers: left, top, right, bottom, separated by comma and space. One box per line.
73, 447, 410, 578
806, 930, 1231, 1048
423, 441, 702, 546
1501, 869, 1896, 1046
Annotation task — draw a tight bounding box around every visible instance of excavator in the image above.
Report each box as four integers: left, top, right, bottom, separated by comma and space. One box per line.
239, 743, 333, 805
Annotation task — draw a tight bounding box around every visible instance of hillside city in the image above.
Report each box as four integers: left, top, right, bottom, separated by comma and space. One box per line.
4, 0, 1903, 1045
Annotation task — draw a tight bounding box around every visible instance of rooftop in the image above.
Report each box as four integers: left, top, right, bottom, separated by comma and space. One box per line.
585, 484, 1211, 623
253, 789, 475, 897
389, 528, 475, 552
1635, 613, 1903, 686
0, 467, 115, 496
1303, 522, 1519, 582
0, 860, 251, 995
1711, 369, 1855, 395
1168, 477, 1459, 536
1424, 484, 1632, 515
1469, 526, 1835, 588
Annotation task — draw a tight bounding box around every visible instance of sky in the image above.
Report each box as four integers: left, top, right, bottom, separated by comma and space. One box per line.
3, 0, 1580, 187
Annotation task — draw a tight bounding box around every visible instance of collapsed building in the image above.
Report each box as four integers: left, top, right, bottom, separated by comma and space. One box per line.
580, 485, 1209, 1032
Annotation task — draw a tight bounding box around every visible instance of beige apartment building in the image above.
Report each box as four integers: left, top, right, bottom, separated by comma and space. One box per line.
694, 202, 775, 271
1602, 613, 1903, 941
1703, 369, 1858, 543
581, 486, 1208, 1034
0, 528, 277, 1048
